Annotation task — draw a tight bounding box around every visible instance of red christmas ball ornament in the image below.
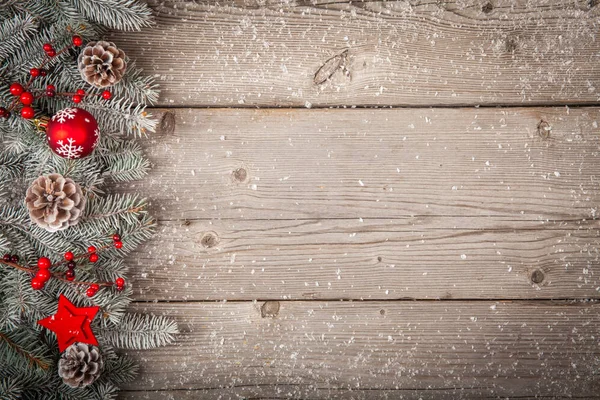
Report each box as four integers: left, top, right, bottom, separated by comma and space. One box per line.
46, 108, 99, 159
9, 83, 24, 96
21, 106, 34, 119
20, 92, 34, 105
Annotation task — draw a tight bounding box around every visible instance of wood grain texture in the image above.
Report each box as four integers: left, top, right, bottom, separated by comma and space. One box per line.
124, 107, 600, 221
130, 217, 600, 301
120, 301, 600, 398
108, 0, 600, 107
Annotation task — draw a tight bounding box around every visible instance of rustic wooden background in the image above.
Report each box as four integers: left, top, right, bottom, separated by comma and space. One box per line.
109, 0, 600, 398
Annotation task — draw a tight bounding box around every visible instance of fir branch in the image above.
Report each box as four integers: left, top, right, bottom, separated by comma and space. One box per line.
68, 0, 153, 31
0, 330, 50, 370
98, 313, 179, 350
0, 14, 37, 62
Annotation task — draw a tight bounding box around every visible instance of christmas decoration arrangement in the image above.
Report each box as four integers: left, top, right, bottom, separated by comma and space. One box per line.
0, 1, 178, 398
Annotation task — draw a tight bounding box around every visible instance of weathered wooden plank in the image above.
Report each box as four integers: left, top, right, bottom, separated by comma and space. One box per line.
123, 107, 600, 221
108, 0, 600, 107
121, 301, 600, 398
130, 217, 600, 301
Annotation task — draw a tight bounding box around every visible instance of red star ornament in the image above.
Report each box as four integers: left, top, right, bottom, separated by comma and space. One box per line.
37, 294, 99, 352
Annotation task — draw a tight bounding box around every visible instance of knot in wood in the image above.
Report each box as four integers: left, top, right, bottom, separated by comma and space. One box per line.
158, 111, 176, 135
530, 269, 545, 284
482, 2, 494, 13
233, 167, 248, 183
261, 301, 280, 318
200, 231, 219, 248
537, 120, 551, 139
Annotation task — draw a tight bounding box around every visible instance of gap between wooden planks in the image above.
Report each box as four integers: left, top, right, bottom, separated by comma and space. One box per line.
120, 301, 600, 398
108, 0, 600, 108
120, 107, 600, 301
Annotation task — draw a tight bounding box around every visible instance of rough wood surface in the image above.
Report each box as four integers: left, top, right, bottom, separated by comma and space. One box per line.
130, 217, 600, 301
108, 0, 600, 107
127, 107, 600, 221
120, 301, 600, 398
122, 107, 600, 301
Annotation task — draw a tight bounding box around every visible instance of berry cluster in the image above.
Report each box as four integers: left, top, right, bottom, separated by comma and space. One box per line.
0, 233, 126, 298
0, 35, 112, 120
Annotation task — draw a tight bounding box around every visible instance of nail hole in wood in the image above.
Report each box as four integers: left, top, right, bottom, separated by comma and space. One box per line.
158, 111, 176, 135
233, 167, 248, 183
505, 37, 517, 53
377, 256, 382, 262
482, 2, 493, 13
531, 269, 545, 284
261, 301, 280, 318
200, 231, 219, 248
538, 120, 551, 139
182, 219, 191, 226
379, 309, 385, 316
589, 0, 599, 8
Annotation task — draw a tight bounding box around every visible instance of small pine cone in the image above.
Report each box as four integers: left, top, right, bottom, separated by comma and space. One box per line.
58, 343, 104, 388
78, 41, 127, 88
25, 173, 86, 232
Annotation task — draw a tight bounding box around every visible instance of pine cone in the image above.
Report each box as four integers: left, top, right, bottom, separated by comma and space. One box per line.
25, 174, 86, 232
78, 41, 127, 88
58, 343, 103, 388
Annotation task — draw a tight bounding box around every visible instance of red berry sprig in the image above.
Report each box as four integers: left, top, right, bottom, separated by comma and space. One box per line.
1, 35, 112, 120
0, 232, 127, 297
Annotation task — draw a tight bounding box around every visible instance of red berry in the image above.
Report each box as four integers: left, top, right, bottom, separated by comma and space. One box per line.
112, 233, 121, 242
36, 269, 52, 283
76, 89, 85, 96
102, 90, 112, 100
46, 84, 56, 91
0, 107, 7, 118
20, 106, 34, 119
37, 257, 51, 269
72, 94, 82, 104
40, 70, 47, 77
9, 83, 24, 96
10, 255, 18, 263
67, 261, 76, 269
115, 277, 125, 287
43, 43, 53, 52
65, 270, 75, 281
46, 90, 55, 97
19, 92, 34, 105
3, 254, 10, 262
114, 241, 123, 249
31, 278, 45, 290
30, 68, 40, 77
46, 49, 56, 57
72, 35, 83, 46
89, 253, 99, 263
64, 251, 74, 261
87, 246, 96, 253
86, 288, 96, 297
90, 284, 100, 291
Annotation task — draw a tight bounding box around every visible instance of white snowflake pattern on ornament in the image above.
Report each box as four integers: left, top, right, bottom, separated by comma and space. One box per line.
92, 128, 100, 148
56, 138, 84, 158
52, 108, 78, 123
